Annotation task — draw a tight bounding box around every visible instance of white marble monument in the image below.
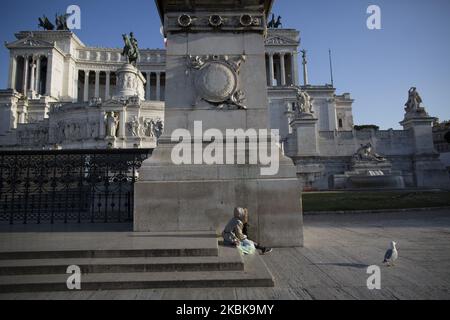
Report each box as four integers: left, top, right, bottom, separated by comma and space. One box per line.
134, 0, 304, 247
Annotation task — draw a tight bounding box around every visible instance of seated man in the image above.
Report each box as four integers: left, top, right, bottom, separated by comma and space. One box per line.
222, 207, 272, 255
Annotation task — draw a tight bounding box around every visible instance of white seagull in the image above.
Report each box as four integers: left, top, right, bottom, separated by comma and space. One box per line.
383, 241, 398, 266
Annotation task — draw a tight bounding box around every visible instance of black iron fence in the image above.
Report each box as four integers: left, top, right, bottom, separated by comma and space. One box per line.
0, 149, 151, 224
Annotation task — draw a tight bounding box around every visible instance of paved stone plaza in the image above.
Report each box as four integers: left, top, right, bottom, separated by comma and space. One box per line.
0, 209, 449, 300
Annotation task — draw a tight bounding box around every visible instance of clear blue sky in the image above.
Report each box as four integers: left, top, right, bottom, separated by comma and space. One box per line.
1, 0, 449, 129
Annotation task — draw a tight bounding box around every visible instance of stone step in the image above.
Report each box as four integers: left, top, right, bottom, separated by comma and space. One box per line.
0, 247, 244, 275
0, 253, 274, 292
0, 231, 219, 260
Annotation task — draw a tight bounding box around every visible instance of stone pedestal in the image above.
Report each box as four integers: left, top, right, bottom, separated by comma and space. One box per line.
290, 114, 319, 156
113, 64, 146, 101
401, 114, 450, 188
134, 0, 303, 247
400, 116, 436, 154
413, 154, 450, 189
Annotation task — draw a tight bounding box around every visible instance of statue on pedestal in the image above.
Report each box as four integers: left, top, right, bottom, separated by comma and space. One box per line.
404, 87, 429, 117
106, 112, 119, 138
122, 32, 140, 66
55, 13, 70, 31
267, 14, 282, 29
38, 15, 55, 31
294, 88, 314, 116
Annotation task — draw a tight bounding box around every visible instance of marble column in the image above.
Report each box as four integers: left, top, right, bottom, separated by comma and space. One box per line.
105, 71, 111, 100
268, 53, 274, 87
327, 99, 338, 131
8, 55, 17, 90
20, 111, 27, 124
280, 53, 286, 86
291, 52, 299, 86
83, 70, 90, 102
146, 72, 151, 100
156, 72, 161, 101
22, 56, 29, 94
94, 71, 100, 98
45, 53, 53, 96
35, 56, 41, 94
29, 58, 36, 93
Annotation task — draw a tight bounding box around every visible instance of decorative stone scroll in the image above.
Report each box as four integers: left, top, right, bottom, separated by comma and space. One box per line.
187, 54, 247, 110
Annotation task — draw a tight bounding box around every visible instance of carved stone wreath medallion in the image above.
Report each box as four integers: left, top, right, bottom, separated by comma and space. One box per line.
187, 54, 247, 110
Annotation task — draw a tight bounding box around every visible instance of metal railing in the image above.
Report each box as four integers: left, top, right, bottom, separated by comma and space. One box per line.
0, 149, 151, 224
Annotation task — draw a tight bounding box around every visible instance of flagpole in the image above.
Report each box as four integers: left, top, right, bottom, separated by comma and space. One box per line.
329, 49, 334, 87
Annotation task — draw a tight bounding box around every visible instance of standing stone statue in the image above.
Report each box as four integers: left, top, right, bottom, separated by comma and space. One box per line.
106, 112, 119, 138
122, 32, 140, 66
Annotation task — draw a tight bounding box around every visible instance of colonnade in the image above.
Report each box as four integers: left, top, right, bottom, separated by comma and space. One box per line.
266, 52, 298, 87
79, 70, 165, 102
9, 55, 49, 96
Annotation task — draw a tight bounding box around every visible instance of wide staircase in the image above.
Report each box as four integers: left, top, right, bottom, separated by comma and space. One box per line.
0, 231, 274, 293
